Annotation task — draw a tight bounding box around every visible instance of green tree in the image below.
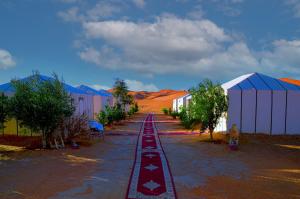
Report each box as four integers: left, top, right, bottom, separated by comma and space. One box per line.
10, 72, 75, 148
189, 79, 227, 140
112, 79, 134, 112
162, 107, 168, 115
97, 110, 108, 126
0, 93, 9, 131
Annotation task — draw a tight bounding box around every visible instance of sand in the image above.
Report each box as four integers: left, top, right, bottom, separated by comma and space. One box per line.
0, 113, 299, 199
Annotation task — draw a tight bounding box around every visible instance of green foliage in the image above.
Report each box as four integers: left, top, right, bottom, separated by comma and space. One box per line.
178, 107, 195, 129
10, 72, 75, 148
134, 102, 139, 113
168, 107, 172, 115
170, 111, 179, 119
97, 110, 108, 126
0, 93, 9, 129
162, 107, 168, 115
112, 78, 134, 111
189, 79, 227, 140
128, 103, 138, 117
97, 104, 128, 126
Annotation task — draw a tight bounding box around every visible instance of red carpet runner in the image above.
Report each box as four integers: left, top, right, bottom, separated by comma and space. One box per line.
126, 114, 177, 199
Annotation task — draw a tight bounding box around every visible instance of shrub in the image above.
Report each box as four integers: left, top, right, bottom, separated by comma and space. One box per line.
168, 108, 172, 115
134, 102, 139, 113
97, 110, 108, 126
170, 111, 179, 119
178, 107, 195, 129
64, 114, 90, 142
162, 108, 168, 115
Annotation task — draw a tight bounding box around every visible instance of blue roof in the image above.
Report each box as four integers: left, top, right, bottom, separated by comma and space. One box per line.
0, 74, 88, 95
229, 73, 300, 91
77, 85, 112, 97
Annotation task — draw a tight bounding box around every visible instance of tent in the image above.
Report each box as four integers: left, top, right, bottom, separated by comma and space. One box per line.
223, 73, 300, 135
174, 94, 191, 112
0, 75, 94, 119
172, 99, 178, 112
77, 85, 113, 119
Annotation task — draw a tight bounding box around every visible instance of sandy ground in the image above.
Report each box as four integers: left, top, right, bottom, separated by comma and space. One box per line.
0, 113, 299, 199
155, 114, 300, 199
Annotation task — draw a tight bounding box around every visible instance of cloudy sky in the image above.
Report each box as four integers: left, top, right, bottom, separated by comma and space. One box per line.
0, 0, 300, 91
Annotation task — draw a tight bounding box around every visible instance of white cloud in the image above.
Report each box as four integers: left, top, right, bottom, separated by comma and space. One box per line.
87, 1, 121, 21
132, 0, 145, 8
285, 0, 300, 17
125, 79, 159, 91
57, 2, 121, 23
260, 39, 300, 75
89, 84, 110, 90
57, 7, 82, 22
78, 15, 300, 79
0, 49, 16, 69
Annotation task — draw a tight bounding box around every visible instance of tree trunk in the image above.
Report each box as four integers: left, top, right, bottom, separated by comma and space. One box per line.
209, 128, 214, 141
42, 130, 47, 148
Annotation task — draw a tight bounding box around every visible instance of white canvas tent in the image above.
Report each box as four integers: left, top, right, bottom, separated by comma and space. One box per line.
172, 99, 178, 112
223, 73, 300, 135
175, 94, 191, 112
0, 75, 94, 120
77, 85, 113, 119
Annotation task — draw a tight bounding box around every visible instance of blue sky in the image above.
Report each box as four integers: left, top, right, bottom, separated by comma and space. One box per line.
0, 0, 300, 91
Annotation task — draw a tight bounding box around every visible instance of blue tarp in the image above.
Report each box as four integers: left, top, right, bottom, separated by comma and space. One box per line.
88, 120, 104, 131
0, 75, 88, 95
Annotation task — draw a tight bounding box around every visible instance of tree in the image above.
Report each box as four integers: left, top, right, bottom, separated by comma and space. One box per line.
10, 72, 75, 148
189, 79, 227, 140
112, 79, 134, 112
0, 93, 9, 131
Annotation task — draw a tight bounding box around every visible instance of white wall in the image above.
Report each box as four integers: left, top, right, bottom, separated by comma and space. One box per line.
256, 90, 272, 134
271, 91, 286, 135
241, 90, 256, 133
227, 89, 242, 131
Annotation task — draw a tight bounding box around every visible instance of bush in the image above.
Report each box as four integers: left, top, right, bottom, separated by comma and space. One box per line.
170, 111, 179, 119
168, 108, 172, 115
179, 107, 195, 129
162, 108, 168, 115
97, 110, 108, 126
134, 103, 139, 113
64, 114, 90, 142
97, 104, 127, 126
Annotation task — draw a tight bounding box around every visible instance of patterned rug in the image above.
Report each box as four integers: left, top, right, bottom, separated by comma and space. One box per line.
126, 114, 177, 199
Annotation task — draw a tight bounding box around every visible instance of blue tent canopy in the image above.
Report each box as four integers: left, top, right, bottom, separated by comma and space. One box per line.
0, 74, 88, 95
229, 73, 300, 91
77, 85, 112, 97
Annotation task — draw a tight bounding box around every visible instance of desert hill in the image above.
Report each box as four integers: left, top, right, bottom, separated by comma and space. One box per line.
129, 89, 188, 113
280, 78, 300, 86
109, 89, 188, 113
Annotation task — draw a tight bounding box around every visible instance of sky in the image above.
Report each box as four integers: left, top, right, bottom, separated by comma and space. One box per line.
0, 0, 300, 91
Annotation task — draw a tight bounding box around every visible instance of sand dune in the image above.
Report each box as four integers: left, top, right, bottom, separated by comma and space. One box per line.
129, 90, 188, 113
